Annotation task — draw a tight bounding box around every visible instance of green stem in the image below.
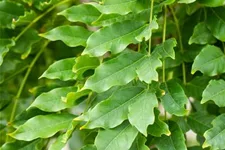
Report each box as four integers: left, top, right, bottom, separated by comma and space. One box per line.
148, 0, 154, 55
15, 0, 71, 41
169, 6, 186, 85
162, 5, 167, 83
138, 43, 141, 52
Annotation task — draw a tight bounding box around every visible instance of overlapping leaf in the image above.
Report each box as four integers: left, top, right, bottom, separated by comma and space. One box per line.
0, 39, 15, 66
201, 79, 225, 107
130, 135, 149, 150
199, 0, 225, 7
12, 10, 37, 28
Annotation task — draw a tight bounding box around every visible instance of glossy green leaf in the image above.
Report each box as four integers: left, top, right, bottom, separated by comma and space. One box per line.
73, 55, 100, 80
28, 86, 77, 112
203, 114, 225, 149
161, 80, 188, 116
128, 90, 158, 136
12, 10, 37, 28
9, 114, 74, 141
155, 121, 187, 150
49, 135, 65, 150
147, 109, 171, 137
130, 135, 149, 150
40, 57, 75, 81
39, 25, 92, 47
58, 4, 101, 25
0, 39, 15, 66
82, 20, 146, 56
83, 50, 144, 93
189, 22, 216, 45
206, 7, 225, 41
201, 79, 225, 107
199, 0, 225, 7
192, 45, 225, 76
94, 122, 138, 150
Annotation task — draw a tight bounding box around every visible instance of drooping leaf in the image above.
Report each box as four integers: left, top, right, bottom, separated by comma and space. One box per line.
39, 25, 92, 47
83, 50, 144, 93
199, 0, 225, 7
155, 121, 187, 150
192, 45, 225, 76
73, 55, 100, 80
28, 86, 77, 112
94, 121, 138, 150
12, 10, 37, 28
160, 80, 188, 116
147, 109, 171, 137
206, 7, 225, 41
58, 4, 101, 25
9, 114, 75, 141
189, 22, 216, 45
40, 57, 76, 81
82, 20, 146, 57
130, 135, 149, 150
0, 39, 15, 66
201, 79, 225, 107
203, 114, 225, 149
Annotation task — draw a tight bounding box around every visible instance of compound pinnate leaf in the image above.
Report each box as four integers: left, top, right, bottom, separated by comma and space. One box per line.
28, 86, 77, 112
201, 79, 225, 107
155, 121, 187, 150
0, 39, 15, 66
58, 4, 101, 25
39, 25, 92, 47
189, 22, 216, 45
130, 135, 149, 150
161, 80, 188, 116
9, 114, 74, 141
206, 7, 225, 41
192, 45, 225, 76
94, 122, 138, 150
82, 20, 146, 57
198, 0, 225, 7
84, 50, 144, 93
203, 114, 225, 149
40, 57, 76, 81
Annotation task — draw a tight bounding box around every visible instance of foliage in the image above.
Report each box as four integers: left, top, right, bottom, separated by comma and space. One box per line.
0, 0, 225, 149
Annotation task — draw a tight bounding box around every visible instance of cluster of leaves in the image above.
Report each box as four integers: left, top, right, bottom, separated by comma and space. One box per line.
0, 0, 225, 149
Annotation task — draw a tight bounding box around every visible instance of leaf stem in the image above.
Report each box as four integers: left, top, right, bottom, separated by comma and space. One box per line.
162, 5, 167, 83
169, 6, 186, 85
148, 0, 154, 55
14, 0, 71, 41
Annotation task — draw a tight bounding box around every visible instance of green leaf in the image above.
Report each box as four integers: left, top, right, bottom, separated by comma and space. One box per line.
130, 135, 149, 150
147, 109, 171, 137
201, 79, 225, 107
82, 20, 146, 56
189, 22, 216, 45
206, 7, 225, 41
83, 50, 144, 93
203, 114, 225, 149
81, 145, 97, 150
192, 45, 225, 76
58, 4, 101, 25
62, 120, 78, 143
178, 0, 196, 3
12, 10, 37, 28
94, 121, 138, 150
0, 39, 15, 66
40, 57, 76, 81
128, 89, 158, 136
198, 0, 225, 7
160, 80, 188, 116
187, 112, 215, 135
49, 135, 66, 150
73, 55, 100, 80
39, 25, 92, 47
28, 86, 77, 112
155, 121, 187, 150
9, 114, 74, 141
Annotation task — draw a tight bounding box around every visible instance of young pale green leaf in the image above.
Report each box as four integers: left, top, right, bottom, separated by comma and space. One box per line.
49, 135, 66, 150
73, 55, 100, 80
161, 80, 188, 116
155, 121, 187, 150
28, 86, 77, 112
178, 0, 196, 3
187, 112, 215, 135
192, 45, 225, 76
40, 57, 76, 81
82, 20, 146, 57
206, 7, 225, 41
39, 25, 92, 47
9, 114, 74, 141
201, 79, 225, 107
198, 0, 225, 7
130, 135, 149, 150
12, 10, 37, 28
128, 90, 158, 136
94, 122, 138, 150
147, 109, 171, 137
58, 4, 101, 25
0, 39, 15, 66
83, 50, 144, 93
189, 22, 216, 45
203, 114, 225, 149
